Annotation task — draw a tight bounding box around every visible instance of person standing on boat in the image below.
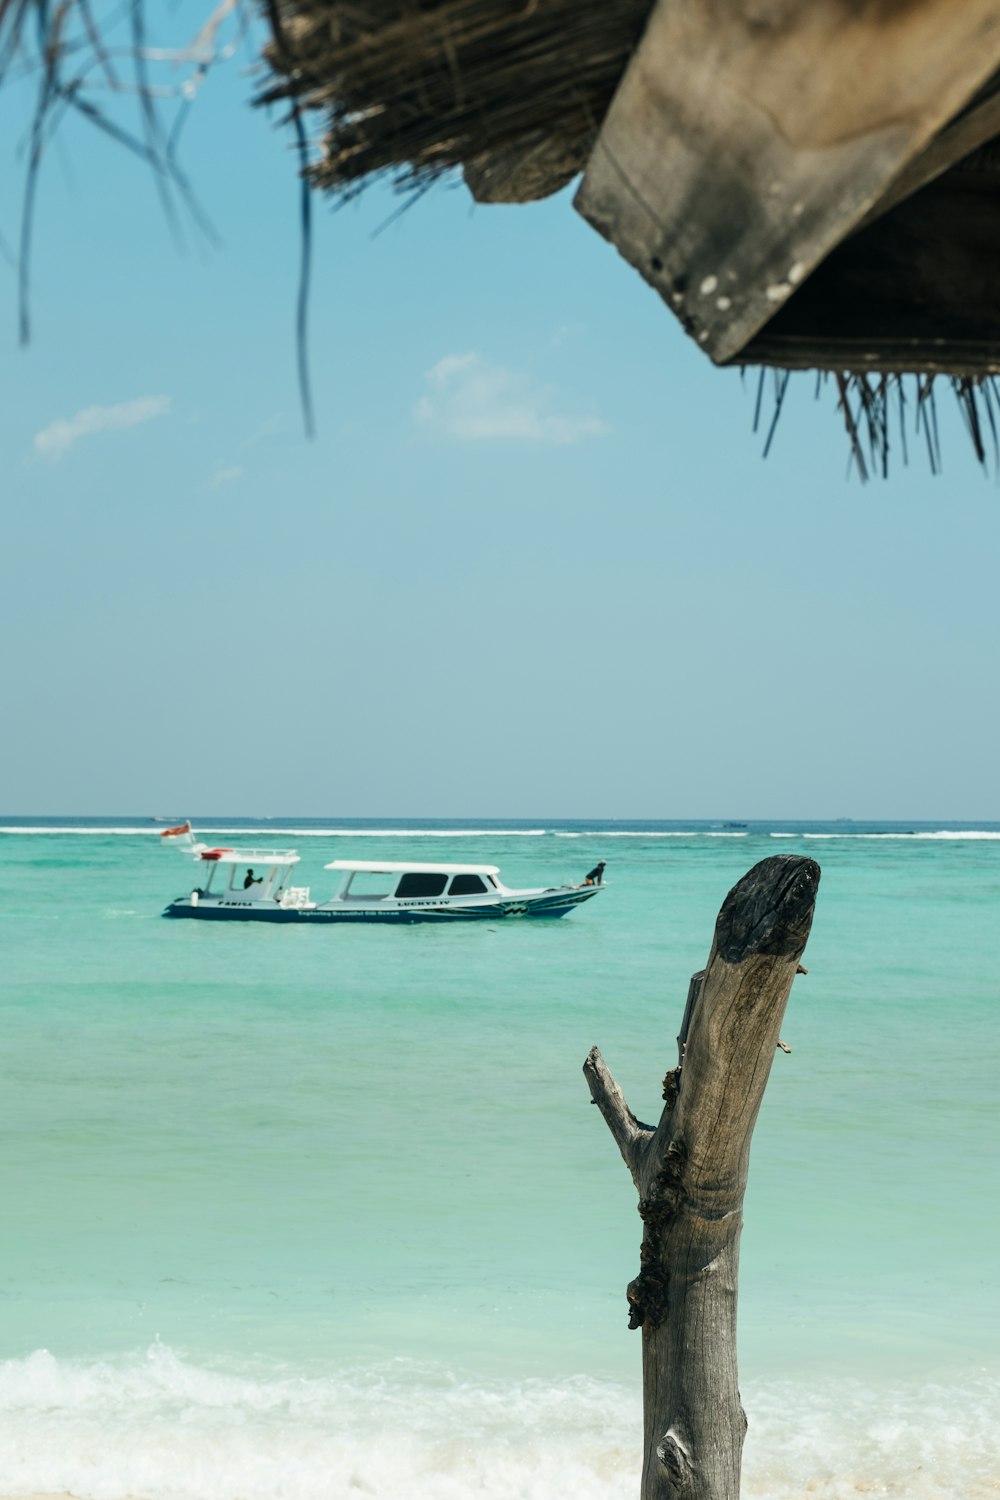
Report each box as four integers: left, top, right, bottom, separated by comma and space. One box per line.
583, 861, 606, 886
243, 868, 262, 890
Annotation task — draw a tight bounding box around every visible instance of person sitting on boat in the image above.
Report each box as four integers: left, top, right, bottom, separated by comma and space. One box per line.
243, 868, 263, 890
583, 861, 606, 887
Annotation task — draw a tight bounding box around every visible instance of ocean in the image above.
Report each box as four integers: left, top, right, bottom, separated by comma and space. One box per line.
1, 816, 997, 1499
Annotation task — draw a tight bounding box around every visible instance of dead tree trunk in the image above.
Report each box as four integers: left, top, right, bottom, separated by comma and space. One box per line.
584, 855, 819, 1500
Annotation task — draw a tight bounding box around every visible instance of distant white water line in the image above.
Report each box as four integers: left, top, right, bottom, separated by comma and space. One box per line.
7, 824, 999, 840
554, 831, 748, 838
271, 828, 550, 838
0, 826, 161, 836
771, 830, 1000, 840
0, 827, 550, 838
0, 826, 752, 839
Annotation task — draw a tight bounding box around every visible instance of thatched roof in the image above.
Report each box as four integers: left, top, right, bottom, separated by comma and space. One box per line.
6, 0, 1000, 474
258, 0, 653, 203
255, 0, 1000, 474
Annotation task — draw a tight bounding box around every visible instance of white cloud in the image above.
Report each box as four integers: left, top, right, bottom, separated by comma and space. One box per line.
211, 465, 244, 488
34, 396, 171, 460
414, 353, 609, 445
549, 322, 585, 349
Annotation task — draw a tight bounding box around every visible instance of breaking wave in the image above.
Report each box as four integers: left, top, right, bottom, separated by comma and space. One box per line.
553, 830, 748, 838
0, 1346, 997, 1500
0, 827, 549, 839
772, 830, 1000, 841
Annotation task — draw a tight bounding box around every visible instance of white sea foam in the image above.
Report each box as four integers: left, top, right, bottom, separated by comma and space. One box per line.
772, 830, 1000, 841
743, 1373, 1000, 1497
0, 1346, 638, 1500
5, 823, 999, 842
278, 828, 550, 838
0, 1347, 997, 1500
553, 830, 748, 838
0, 827, 549, 839
0, 826, 162, 836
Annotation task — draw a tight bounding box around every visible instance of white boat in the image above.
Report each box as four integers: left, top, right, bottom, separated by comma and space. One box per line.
160, 827, 605, 923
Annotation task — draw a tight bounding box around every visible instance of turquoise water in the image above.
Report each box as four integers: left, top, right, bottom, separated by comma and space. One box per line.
1, 818, 998, 1498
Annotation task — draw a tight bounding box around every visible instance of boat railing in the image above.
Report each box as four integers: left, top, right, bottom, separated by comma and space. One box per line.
197, 848, 299, 863
279, 886, 315, 909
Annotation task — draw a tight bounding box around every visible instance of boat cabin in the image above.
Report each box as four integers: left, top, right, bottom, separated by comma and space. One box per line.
192, 847, 302, 905
324, 860, 502, 903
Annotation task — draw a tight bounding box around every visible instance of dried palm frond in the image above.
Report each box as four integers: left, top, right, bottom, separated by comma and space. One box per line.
258, 0, 654, 202
751, 369, 1000, 480
1, 0, 246, 340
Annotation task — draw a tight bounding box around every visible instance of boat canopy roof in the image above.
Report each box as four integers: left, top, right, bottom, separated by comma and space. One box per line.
324, 859, 500, 875
195, 846, 300, 865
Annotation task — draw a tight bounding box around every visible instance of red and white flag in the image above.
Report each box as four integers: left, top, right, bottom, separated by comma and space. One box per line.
160, 821, 192, 842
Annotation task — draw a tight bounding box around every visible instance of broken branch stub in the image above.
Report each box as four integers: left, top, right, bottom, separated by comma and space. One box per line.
584, 854, 819, 1500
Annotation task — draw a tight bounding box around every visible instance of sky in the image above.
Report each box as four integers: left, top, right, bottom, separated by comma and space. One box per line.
1, 4, 998, 821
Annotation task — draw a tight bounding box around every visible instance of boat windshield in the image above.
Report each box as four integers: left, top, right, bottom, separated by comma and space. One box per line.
394, 872, 448, 898
341, 871, 392, 901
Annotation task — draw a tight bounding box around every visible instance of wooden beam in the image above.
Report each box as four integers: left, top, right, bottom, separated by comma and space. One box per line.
738, 160, 1000, 372
858, 73, 1000, 228
575, 0, 1000, 365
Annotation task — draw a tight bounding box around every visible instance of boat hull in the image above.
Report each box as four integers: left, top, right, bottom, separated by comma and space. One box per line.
162, 887, 600, 922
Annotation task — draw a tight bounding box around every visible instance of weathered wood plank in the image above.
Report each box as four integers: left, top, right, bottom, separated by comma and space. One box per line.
738, 159, 1000, 371
575, 0, 1000, 364
857, 72, 1000, 229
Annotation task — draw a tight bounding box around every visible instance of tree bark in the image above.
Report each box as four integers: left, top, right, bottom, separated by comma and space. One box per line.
584, 855, 819, 1500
